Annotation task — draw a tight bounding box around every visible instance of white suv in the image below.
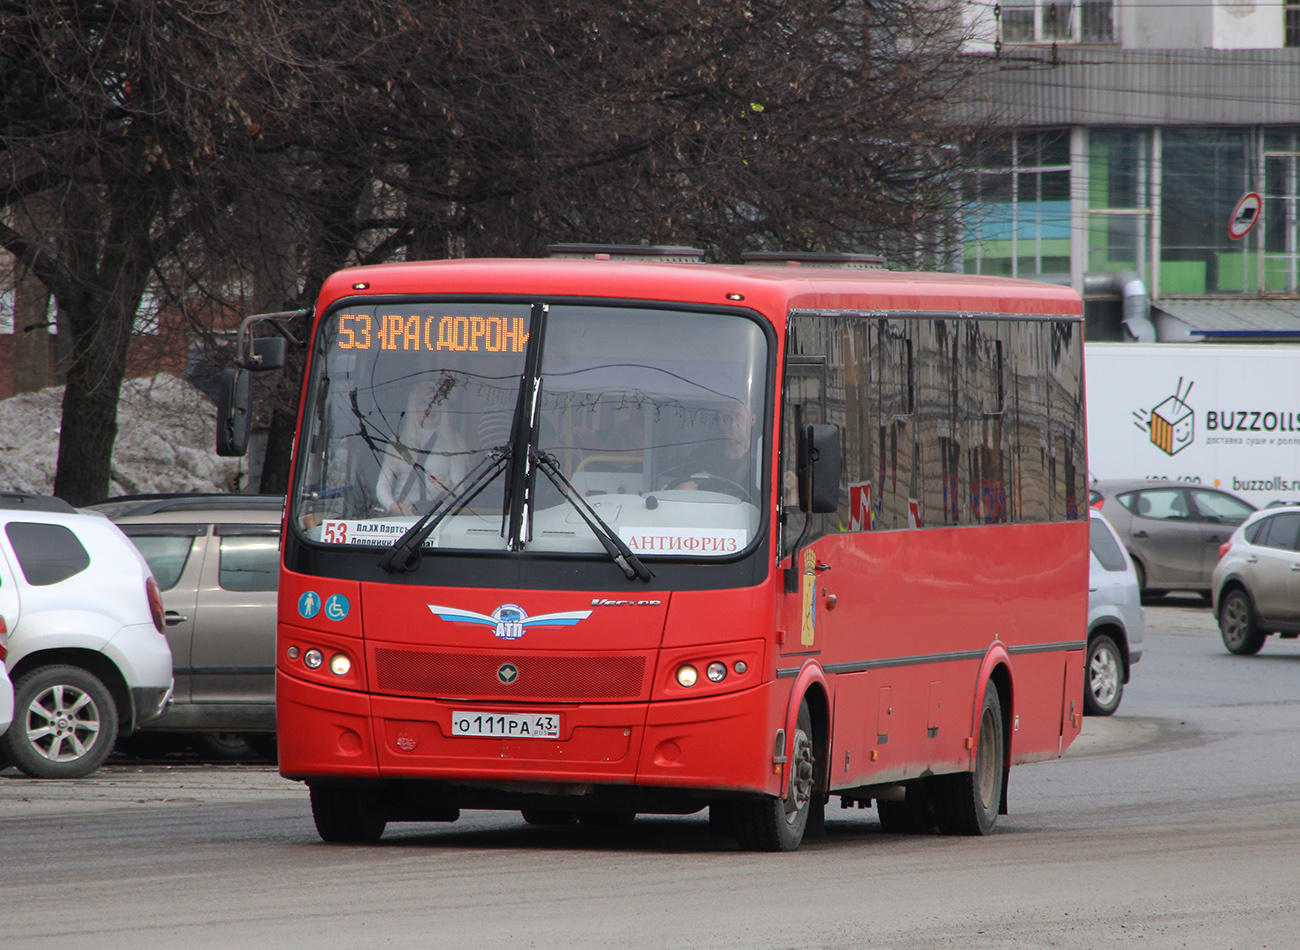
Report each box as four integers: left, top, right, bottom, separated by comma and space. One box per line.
0, 664, 11, 738
0, 492, 173, 778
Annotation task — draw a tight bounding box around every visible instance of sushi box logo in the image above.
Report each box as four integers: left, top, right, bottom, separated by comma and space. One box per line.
1134, 378, 1195, 457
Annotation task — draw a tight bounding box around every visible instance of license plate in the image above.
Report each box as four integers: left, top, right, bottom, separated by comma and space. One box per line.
451, 711, 561, 738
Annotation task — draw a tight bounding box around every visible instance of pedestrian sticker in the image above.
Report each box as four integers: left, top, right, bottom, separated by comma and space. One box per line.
298, 591, 321, 619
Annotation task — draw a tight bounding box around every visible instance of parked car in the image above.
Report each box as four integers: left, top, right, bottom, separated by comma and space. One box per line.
1086, 510, 1145, 715
0, 492, 173, 778
0, 660, 12, 739
1211, 504, 1300, 655
1090, 479, 1256, 599
89, 493, 283, 759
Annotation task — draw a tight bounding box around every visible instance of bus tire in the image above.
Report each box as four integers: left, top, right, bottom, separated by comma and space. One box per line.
1220, 589, 1266, 655
3, 665, 119, 779
932, 685, 1004, 836
733, 699, 815, 852
309, 783, 387, 843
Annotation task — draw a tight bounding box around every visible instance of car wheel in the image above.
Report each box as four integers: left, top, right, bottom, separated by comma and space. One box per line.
733, 699, 816, 851
1133, 558, 1147, 593
193, 732, 261, 761
930, 685, 1004, 836
1084, 633, 1123, 716
1, 665, 119, 779
1220, 589, 1267, 656
309, 783, 387, 843
243, 733, 278, 762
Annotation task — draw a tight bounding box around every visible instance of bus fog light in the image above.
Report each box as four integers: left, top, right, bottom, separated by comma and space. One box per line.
706, 661, 727, 683
676, 665, 698, 687
329, 653, 352, 676
304, 648, 324, 670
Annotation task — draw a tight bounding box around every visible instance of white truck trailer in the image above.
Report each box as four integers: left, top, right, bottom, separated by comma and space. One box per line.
1085, 342, 1300, 508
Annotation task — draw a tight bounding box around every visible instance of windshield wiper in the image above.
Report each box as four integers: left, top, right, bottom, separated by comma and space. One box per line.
379, 449, 509, 573
533, 450, 653, 582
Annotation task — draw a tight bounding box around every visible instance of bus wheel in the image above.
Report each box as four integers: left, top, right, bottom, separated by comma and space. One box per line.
932, 686, 1004, 836
734, 699, 815, 852
521, 809, 579, 826
309, 783, 387, 843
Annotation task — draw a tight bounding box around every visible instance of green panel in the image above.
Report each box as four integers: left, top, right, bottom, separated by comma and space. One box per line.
1263, 254, 1298, 293
970, 238, 1071, 258
1160, 260, 1206, 295
1216, 250, 1250, 293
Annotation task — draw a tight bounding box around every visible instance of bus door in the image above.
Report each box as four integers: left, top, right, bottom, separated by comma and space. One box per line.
780, 357, 832, 656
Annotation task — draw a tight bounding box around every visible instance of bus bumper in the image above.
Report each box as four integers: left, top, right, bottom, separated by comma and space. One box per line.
278, 670, 782, 797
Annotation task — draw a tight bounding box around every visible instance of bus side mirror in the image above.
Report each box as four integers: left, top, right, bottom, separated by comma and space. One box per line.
216, 368, 252, 457
799, 424, 841, 514
250, 336, 287, 370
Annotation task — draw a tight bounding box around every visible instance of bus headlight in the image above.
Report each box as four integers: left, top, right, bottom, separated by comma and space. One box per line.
676, 664, 698, 687
706, 661, 727, 683
304, 648, 324, 670
329, 653, 352, 676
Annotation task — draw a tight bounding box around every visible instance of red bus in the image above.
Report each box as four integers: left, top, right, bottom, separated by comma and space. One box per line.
253, 246, 1087, 850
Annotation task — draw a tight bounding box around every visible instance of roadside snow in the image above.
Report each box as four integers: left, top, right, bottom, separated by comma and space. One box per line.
0, 373, 242, 498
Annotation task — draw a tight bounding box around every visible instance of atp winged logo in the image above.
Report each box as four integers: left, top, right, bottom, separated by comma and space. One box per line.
427, 603, 592, 641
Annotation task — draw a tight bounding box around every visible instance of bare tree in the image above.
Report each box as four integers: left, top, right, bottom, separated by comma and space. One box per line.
1, 0, 992, 503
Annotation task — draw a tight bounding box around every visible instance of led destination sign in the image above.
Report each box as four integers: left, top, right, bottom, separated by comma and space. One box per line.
336, 312, 530, 353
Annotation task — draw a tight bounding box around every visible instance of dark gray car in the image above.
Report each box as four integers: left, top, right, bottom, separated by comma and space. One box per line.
89, 494, 282, 759
1090, 479, 1256, 598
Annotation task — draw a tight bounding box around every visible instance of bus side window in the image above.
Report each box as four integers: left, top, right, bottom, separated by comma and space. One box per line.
783, 354, 827, 557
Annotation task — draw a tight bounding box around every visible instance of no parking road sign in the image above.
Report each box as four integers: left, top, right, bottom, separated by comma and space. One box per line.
1229, 192, 1261, 240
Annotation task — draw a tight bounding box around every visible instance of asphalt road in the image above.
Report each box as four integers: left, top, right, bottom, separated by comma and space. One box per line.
3, 599, 1299, 950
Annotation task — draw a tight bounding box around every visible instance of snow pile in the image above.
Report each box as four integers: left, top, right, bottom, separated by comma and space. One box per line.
0, 373, 243, 498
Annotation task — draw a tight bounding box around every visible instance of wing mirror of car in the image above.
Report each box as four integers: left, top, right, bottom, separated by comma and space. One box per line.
216, 367, 252, 457
798, 423, 841, 514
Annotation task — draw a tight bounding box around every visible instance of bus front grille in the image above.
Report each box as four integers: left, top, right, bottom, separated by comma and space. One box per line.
373, 648, 647, 700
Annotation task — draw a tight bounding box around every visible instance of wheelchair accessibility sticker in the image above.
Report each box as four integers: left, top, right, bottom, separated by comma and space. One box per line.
324, 594, 350, 621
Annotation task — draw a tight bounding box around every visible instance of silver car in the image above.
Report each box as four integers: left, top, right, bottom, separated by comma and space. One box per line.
1087, 510, 1145, 715
89, 493, 282, 759
1211, 505, 1300, 655
1090, 479, 1256, 598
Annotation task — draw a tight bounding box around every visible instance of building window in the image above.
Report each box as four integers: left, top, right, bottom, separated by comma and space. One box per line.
1263, 128, 1300, 294
1161, 129, 1253, 295
1287, 0, 1300, 47
999, 1, 1113, 44
1086, 129, 1154, 283
965, 130, 1071, 282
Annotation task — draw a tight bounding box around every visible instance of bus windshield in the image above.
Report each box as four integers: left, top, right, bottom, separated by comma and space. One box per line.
292, 301, 769, 558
